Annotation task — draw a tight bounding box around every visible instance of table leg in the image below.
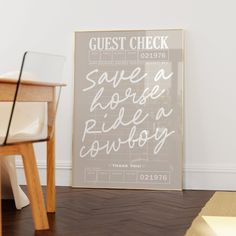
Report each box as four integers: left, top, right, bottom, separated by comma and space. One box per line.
47, 89, 56, 213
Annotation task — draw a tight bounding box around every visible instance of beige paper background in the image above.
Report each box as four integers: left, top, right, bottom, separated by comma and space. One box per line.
73, 30, 184, 190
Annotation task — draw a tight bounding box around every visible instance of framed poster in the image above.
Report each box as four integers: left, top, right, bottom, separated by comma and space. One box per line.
73, 29, 184, 190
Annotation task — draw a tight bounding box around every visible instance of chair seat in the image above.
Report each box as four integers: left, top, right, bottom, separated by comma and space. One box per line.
0, 71, 47, 144
0, 102, 47, 144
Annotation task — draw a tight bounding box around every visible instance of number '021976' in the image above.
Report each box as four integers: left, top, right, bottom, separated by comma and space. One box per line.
139, 173, 169, 183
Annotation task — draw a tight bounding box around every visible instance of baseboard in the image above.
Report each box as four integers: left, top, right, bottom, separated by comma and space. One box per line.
16, 162, 236, 190
183, 164, 236, 190
16, 160, 72, 187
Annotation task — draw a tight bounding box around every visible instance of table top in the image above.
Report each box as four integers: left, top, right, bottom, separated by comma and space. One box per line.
0, 78, 66, 87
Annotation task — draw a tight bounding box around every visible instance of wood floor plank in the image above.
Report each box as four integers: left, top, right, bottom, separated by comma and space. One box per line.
2, 187, 214, 236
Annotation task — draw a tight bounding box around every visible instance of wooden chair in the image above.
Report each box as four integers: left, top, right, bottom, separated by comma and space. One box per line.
0, 51, 65, 234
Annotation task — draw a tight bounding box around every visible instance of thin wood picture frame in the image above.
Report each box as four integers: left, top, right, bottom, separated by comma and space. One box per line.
73, 29, 184, 190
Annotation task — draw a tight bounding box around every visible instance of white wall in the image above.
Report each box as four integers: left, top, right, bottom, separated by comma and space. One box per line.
1, 0, 236, 190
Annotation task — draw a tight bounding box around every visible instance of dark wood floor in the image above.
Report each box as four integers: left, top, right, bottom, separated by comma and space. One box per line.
2, 187, 214, 236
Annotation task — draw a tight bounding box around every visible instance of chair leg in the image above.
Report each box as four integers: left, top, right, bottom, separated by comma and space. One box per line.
20, 143, 49, 230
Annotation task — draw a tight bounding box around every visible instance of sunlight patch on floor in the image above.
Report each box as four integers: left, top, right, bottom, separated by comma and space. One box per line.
203, 216, 236, 236
185, 192, 236, 236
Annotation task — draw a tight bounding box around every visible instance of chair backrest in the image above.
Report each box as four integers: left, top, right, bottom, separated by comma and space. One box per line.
0, 51, 65, 145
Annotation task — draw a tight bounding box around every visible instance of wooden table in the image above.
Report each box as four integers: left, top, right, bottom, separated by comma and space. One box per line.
0, 78, 66, 233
